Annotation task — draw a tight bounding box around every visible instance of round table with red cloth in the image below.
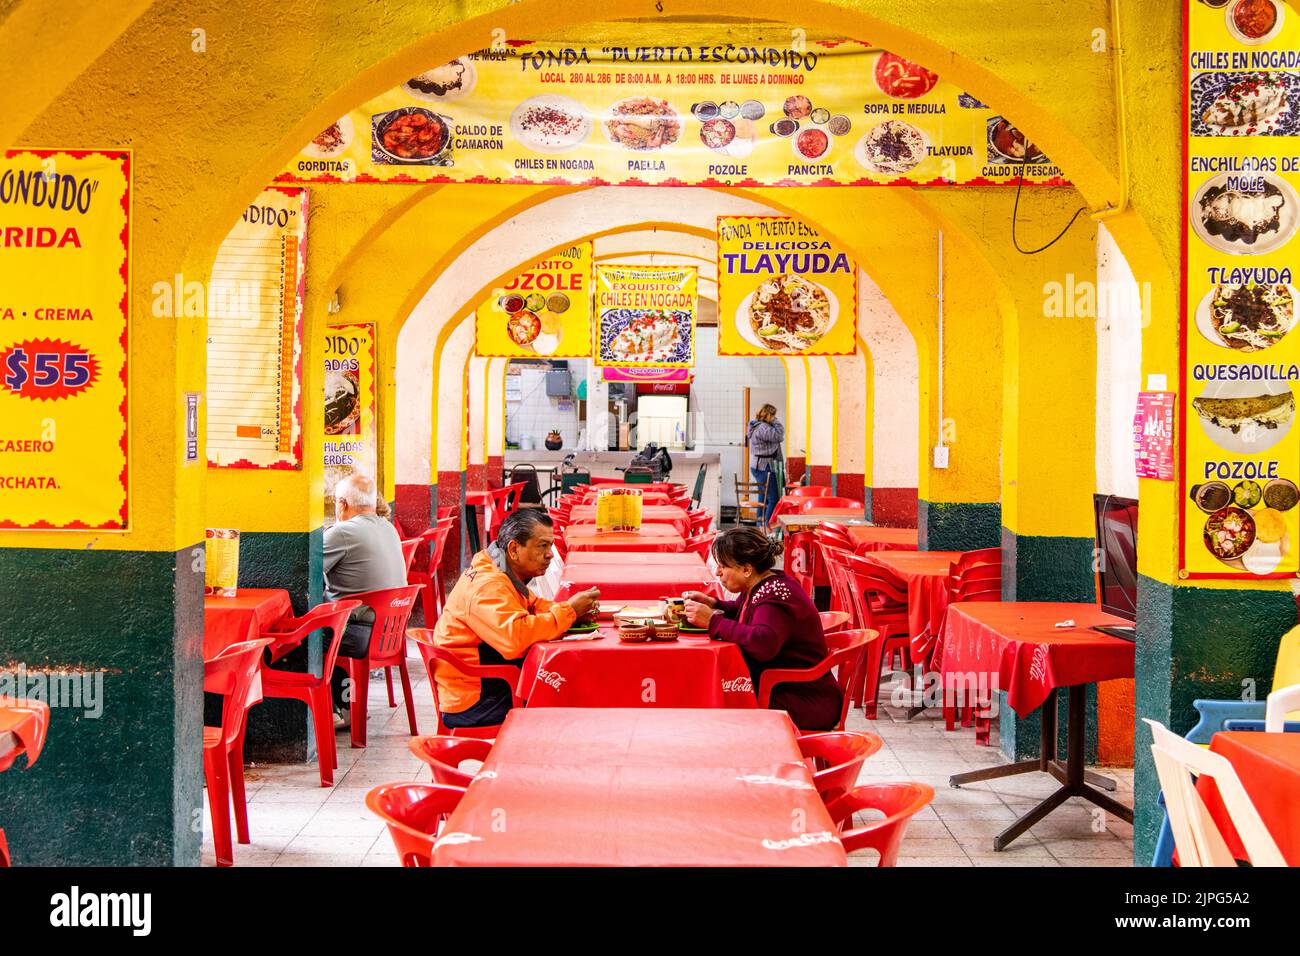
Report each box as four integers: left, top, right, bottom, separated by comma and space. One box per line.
567, 504, 692, 538
562, 550, 705, 568
519, 622, 755, 709
1197, 731, 1300, 865
554, 560, 718, 603
861, 550, 962, 666
937, 601, 1133, 744
0, 698, 50, 774
562, 524, 685, 553
203, 588, 293, 658
431, 708, 846, 866
848, 526, 919, 552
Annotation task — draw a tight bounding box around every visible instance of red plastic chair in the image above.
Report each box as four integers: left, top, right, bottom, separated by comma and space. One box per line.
757, 628, 876, 733
409, 735, 494, 787
436, 505, 457, 521
336, 585, 424, 748
824, 782, 936, 866
684, 531, 717, 561
366, 781, 468, 867
688, 510, 713, 535
818, 521, 856, 544
485, 482, 525, 544
408, 628, 523, 739
844, 555, 912, 719
789, 485, 833, 498
203, 637, 274, 866
259, 599, 361, 786
950, 547, 1001, 578
400, 537, 420, 572
816, 538, 858, 616
408, 522, 454, 626
798, 730, 885, 803
0, 697, 50, 867
798, 497, 863, 512
819, 610, 851, 633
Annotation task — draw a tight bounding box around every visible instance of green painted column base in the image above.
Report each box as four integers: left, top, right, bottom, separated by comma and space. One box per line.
227, 528, 323, 764
917, 500, 1000, 551
997, 528, 1098, 762
0, 545, 203, 865
1133, 574, 1297, 866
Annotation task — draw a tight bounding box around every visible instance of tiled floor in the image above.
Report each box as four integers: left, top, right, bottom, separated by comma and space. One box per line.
203, 662, 1134, 867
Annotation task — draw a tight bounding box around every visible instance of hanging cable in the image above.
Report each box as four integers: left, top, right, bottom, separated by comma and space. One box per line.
1011, 152, 1089, 255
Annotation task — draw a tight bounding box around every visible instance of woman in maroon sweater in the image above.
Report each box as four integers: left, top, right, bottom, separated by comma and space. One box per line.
683, 528, 842, 731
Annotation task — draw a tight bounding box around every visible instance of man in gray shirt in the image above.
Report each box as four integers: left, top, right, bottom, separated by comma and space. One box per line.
324, 473, 408, 725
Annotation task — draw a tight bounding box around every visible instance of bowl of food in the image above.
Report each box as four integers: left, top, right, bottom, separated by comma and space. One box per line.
1203, 505, 1257, 563
650, 622, 680, 642
373, 107, 451, 164
1263, 477, 1299, 511
1226, 0, 1284, 46
1190, 480, 1233, 513
617, 622, 651, 643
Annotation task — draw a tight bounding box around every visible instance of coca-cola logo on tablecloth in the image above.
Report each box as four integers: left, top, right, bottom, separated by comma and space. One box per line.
736, 774, 815, 790
761, 831, 839, 851
536, 667, 566, 691
722, 676, 754, 694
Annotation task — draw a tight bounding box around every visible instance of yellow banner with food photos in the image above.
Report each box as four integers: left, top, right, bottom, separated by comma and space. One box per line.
594, 264, 696, 368
716, 215, 857, 356
323, 323, 377, 524
476, 243, 592, 357
1181, 0, 1300, 580
0, 149, 131, 531
276, 32, 1066, 189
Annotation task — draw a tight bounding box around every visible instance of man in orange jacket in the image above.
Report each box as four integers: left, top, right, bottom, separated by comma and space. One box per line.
432, 508, 599, 729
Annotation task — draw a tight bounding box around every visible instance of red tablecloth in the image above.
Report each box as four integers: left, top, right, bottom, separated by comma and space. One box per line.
568, 504, 692, 538
587, 479, 683, 494
203, 589, 293, 658
555, 562, 718, 603
432, 708, 846, 866
862, 551, 962, 666
562, 550, 705, 568
848, 526, 919, 552
938, 602, 1133, 721
519, 623, 754, 708
1198, 731, 1300, 865
0, 698, 50, 773
563, 525, 685, 553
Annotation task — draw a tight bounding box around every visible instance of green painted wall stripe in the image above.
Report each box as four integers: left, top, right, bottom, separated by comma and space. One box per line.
917, 500, 1001, 551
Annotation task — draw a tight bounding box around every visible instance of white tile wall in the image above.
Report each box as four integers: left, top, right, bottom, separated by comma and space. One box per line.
689, 327, 787, 446
504, 359, 589, 450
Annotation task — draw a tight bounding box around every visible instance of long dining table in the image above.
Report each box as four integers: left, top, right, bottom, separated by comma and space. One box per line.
860, 550, 963, 667
562, 524, 686, 553
431, 708, 846, 866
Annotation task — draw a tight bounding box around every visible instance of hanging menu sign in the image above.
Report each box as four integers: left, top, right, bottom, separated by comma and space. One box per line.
716, 215, 858, 355
1134, 391, 1176, 481
1181, 0, 1300, 579
206, 187, 308, 469
276, 36, 1065, 189
593, 264, 696, 368
323, 323, 377, 524
475, 242, 593, 357
0, 149, 131, 530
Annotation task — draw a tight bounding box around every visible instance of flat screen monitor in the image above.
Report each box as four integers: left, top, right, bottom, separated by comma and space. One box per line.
1094, 493, 1138, 622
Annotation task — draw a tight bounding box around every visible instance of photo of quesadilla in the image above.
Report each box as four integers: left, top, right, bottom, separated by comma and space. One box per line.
1193, 389, 1294, 453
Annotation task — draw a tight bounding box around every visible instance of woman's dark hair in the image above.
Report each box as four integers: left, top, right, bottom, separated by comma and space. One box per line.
497, 508, 553, 549
711, 527, 781, 572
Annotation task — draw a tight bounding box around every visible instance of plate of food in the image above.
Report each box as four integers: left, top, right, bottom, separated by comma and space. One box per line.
603, 96, 681, 151
303, 115, 354, 158
699, 116, 758, 159
1190, 72, 1297, 137
614, 604, 666, 622
986, 117, 1047, 165
402, 57, 477, 102
1192, 379, 1295, 453
372, 107, 451, 164
1190, 171, 1300, 255
563, 621, 600, 635
1195, 282, 1296, 351
510, 94, 591, 154
324, 369, 361, 435
676, 622, 709, 634
734, 275, 838, 353
855, 120, 928, 175
1203, 505, 1257, 566
599, 310, 691, 364
1226, 0, 1284, 46
873, 52, 940, 100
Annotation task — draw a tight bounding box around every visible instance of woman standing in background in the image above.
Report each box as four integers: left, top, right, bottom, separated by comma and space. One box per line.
747, 403, 784, 526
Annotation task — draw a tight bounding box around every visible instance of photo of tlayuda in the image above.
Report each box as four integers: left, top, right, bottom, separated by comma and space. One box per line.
4, 2, 1300, 906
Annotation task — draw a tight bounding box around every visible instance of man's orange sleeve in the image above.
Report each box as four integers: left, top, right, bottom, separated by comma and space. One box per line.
465, 577, 576, 660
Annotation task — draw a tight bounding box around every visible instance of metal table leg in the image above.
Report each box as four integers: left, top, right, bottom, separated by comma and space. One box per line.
948, 685, 1133, 850
464, 503, 482, 555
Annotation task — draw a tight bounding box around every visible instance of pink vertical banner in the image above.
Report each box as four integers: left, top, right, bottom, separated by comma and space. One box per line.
1133, 391, 1176, 481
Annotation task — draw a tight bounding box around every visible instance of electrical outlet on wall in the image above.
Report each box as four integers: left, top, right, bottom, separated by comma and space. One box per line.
933, 445, 950, 469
